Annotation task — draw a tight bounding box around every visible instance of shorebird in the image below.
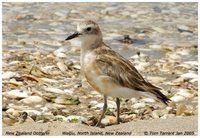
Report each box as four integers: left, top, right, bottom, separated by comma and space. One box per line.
65, 20, 170, 126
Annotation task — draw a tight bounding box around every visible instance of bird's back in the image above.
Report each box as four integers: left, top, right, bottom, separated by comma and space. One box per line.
85, 43, 171, 104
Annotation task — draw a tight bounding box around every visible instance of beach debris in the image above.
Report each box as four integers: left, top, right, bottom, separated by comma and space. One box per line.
2, 71, 19, 79
54, 95, 80, 105
101, 116, 116, 126
65, 115, 87, 123
5, 89, 29, 99
20, 96, 44, 105
176, 103, 187, 116
2, 3, 197, 127
170, 95, 185, 103
132, 102, 146, 109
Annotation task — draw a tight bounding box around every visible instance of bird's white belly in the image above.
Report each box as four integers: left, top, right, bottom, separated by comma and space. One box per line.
86, 73, 152, 98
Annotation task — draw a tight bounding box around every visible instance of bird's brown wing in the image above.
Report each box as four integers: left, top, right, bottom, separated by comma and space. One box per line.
94, 47, 170, 104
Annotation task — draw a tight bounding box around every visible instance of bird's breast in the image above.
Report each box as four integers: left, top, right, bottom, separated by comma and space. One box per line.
82, 52, 103, 91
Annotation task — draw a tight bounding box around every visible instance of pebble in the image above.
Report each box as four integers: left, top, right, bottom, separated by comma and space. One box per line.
177, 49, 190, 56
7, 61, 20, 66
130, 98, 138, 104
45, 103, 66, 110
89, 100, 98, 106
151, 109, 169, 119
151, 110, 161, 118
132, 102, 146, 109
2, 71, 18, 79
64, 89, 74, 95
9, 78, 23, 86
70, 40, 81, 48
101, 7, 118, 15
180, 72, 198, 79
65, 115, 86, 123
6, 105, 28, 111
42, 65, 56, 71
12, 110, 21, 118
3, 117, 18, 126
149, 44, 162, 49
6, 108, 16, 115
72, 65, 81, 70
176, 42, 195, 48
160, 114, 175, 119
101, 116, 116, 126
170, 95, 185, 103
55, 115, 68, 121
20, 96, 44, 105
147, 76, 166, 84
93, 101, 116, 109
184, 61, 198, 66
177, 25, 192, 32
29, 65, 47, 77
189, 78, 198, 83
176, 89, 193, 98
166, 53, 182, 61
170, 77, 185, 86
175, 63, 191, 69
54, 10, 69, 17
41, 78, 59, 83
43, 87, 65, 94
121, 114, 137, 122
5, 89, 28, 99
54, 95, 80, 105
141, 98, 156, 103
90, 90, 101, 96
161, 45, 175, 51
151, 27, 166, 33
191, 97, 198, 104
135, 62, 150, 71
176, 103, 187, 116
57, 61, 67, 73
54, 47, 67, 55
23, 110, 42, 115
41, 107, 48, 112
56, 52, 68, 58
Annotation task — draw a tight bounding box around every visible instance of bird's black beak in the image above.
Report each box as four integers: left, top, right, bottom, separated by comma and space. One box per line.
65, 31, 81, 40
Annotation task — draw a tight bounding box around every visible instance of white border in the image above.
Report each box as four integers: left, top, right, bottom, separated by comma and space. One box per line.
0, 1, 2, 137
1, 0, 199, 2
198, 1, 200, 137
1, 0, 199, 138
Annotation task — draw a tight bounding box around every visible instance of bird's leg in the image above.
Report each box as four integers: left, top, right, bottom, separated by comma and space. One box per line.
96, 95, 107, 127
116, 97, 120, 124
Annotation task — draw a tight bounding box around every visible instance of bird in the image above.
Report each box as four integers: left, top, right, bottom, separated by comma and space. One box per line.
65, 20, 171, 127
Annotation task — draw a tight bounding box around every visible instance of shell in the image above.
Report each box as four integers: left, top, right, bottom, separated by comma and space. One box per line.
5, 89, 28, 99
176, 103, 187, 116
2, 71, 18, 79
170, 95, 185, 103
20, 96, 44, 105
132, 102, 146, 109
101, 116, 116, 126
181, 72, 198, 79
65, 115, 86, 123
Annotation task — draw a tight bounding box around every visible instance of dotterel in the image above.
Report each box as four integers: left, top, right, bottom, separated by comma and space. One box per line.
65, 20, 170, 126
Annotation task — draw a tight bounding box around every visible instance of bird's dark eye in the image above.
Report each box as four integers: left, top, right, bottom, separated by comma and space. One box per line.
86, 27, 92, 32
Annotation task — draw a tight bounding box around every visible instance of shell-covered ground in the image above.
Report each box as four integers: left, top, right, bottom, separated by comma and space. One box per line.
2, 2, 198, 127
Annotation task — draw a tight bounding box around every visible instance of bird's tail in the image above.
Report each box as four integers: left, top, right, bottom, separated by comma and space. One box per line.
153, 89, 171, 105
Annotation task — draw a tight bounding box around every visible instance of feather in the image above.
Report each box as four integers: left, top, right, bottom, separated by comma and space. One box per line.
94, 44, 171, 105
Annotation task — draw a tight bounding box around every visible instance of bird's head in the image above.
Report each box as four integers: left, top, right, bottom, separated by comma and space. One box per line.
65, 20, 103, 49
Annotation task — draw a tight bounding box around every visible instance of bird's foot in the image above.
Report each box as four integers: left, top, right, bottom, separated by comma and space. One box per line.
115, 117, 122, 125
96, 122, 105, 128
